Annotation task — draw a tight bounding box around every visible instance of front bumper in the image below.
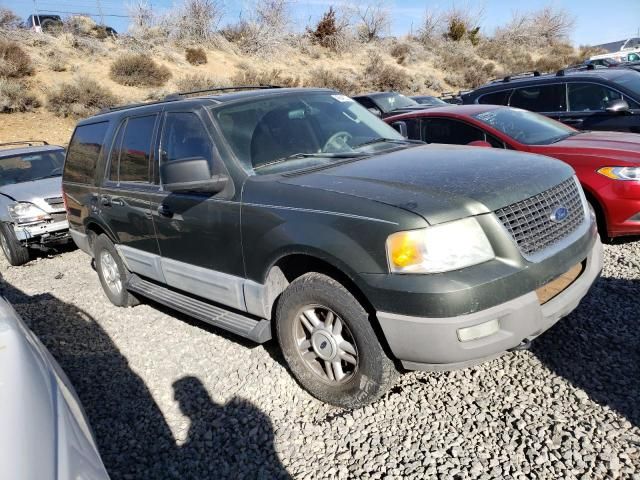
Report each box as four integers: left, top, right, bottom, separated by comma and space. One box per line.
13, 219, 70, 245
377, 237, 603, 371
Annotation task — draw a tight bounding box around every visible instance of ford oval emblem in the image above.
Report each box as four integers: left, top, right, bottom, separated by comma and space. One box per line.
551, 206, 569, 222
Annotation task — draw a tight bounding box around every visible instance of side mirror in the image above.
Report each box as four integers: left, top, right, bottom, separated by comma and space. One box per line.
605, 98, 630, 114
161, 156, 227, 193
391, 121, 408, 138
367, 107, 382, 117
467, 140, 493, 148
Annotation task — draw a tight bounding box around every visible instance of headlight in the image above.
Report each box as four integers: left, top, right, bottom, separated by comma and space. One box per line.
386, 217, 495, 274
597, 167, 640, 181
8, 202, 51, 224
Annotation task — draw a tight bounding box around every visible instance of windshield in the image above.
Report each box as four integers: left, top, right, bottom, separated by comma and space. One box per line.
472, 107, 576, 145
373, 92, 418, 113
213, 92, 407, 175
414, 96, 447, 106
0, 150, 65, 186
612, 71, 640, 98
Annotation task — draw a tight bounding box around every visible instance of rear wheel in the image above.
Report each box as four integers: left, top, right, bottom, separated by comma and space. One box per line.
276, 272, 398, 408
94, 234, 139, 307
0, 223, 30, 266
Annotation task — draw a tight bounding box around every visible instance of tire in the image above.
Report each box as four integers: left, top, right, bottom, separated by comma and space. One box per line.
276, 272, 398, 408
93, 234, 139, 307
41, 19, 63, 35
0, 223, 30, 266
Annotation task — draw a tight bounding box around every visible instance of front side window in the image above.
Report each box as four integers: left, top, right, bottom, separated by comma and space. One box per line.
568, 83, 623, 111
161, 112, 212, 166
509, 84, 566, 112
422, 118, 484, 144
212, 93, 407, 175
64, 122, 109, 184
473, 107, 576, 145
0, 150, 65, 186
110, 115, 156, 183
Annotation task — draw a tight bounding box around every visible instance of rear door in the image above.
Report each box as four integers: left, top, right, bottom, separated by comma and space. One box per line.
508, 83, 568, 124
99, 114, 163, 280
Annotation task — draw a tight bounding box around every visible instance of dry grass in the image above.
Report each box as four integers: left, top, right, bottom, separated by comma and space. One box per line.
231, 66, 300, 88
0, 40, 34, 78
47, 77, 118, 118
174, 73, 227, 91
361, 53, 412, 92
0, 79, 40, 112
110, 54, 172, 87
307, 67, 358, 95
185, 47, 208, 65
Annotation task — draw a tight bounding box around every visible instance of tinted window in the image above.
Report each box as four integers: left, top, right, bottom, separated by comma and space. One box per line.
117, 115, 156, 183
108, 122, 125, 181
509, 84, 566, 112
568, 83, 623, 111
422, 118, 484, 144
478, 90, 512, 105
0, 150, 65, 186
371, 93, 417, 113
64, 122, 109, 184
161, 112, 212, 166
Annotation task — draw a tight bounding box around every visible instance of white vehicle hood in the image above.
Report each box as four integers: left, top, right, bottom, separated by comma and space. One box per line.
0, 176, 64, 213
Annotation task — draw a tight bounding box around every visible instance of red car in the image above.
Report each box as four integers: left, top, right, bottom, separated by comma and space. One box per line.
386, 105, 640, 239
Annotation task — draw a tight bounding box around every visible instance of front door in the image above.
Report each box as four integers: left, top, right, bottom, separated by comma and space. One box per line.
99, 113, 163, 281
149, 108, 245, 310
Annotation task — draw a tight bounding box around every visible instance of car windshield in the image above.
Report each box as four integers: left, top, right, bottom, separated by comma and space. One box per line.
472, 107, 577, 145
414, 96, 447, 105
611, 71, 640, 98
212, 92, 409, 175
0, 150, 65, 186
373, 92, 418, 112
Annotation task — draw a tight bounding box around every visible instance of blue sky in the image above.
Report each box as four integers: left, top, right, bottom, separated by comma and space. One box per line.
3, 0, 639, 46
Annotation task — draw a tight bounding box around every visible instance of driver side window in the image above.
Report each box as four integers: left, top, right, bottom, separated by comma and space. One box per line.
567, 83, 622, 112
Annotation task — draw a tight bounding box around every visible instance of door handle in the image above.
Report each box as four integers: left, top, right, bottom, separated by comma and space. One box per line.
564, 118, 584, 127
157, 204, 173, 218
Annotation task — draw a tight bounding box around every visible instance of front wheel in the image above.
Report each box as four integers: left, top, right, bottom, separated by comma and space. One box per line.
276, 272, 398, 408
0, 223, 30, 266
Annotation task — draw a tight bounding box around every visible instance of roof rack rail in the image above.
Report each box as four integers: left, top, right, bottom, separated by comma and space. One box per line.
98, 85, 282, 115
556, 63, 596, 76
0, 140, 49, 148
164, 85, 282, 101
492, 71, 541, 83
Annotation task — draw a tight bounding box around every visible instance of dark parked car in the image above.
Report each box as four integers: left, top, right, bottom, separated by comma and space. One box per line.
410, 95, 447, 106
25, 14, 63, 32
462, 68, 640, 133
63, 87, 601, 408
352, 92, 429, 118
386, 105, 640, 239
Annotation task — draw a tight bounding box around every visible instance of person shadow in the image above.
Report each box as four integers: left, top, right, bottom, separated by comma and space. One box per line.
0, 277, 290, 480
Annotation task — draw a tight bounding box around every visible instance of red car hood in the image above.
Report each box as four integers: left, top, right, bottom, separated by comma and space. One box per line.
531, 131, 640, 164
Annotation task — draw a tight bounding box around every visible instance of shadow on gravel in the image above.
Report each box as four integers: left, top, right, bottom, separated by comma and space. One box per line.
0, 279, 290, 480
532, 276, 640, 427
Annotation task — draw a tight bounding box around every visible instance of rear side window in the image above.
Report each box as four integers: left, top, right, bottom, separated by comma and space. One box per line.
64, 122, 109, 184
109, 115, 156, 183
510, 84, 566, 112
478, 90, 512, 105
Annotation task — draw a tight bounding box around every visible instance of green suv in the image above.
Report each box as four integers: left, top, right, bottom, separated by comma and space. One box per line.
62, 87, 602, 407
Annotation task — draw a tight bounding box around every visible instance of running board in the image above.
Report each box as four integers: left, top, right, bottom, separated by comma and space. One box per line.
127, 275, 272, 343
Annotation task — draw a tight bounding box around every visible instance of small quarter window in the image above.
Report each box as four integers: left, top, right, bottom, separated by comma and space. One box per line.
478, 90, 512, 105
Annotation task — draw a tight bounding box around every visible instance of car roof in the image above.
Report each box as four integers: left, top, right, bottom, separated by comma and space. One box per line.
78, 87, 335, 125
468, 68, 637, 94
0, 145, 64, 158
387, 104, 502, 120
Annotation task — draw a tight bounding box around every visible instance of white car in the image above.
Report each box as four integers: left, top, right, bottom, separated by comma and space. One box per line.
0, 295, 110, 479
590, 38, 640, 64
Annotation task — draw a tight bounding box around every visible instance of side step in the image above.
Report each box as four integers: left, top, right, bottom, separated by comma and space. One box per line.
127, 275, 272, 343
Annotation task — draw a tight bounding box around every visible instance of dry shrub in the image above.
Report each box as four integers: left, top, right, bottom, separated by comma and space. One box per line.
361, 53, 411, 92
0, 40, 34, 78
389, 42, 412, 65
495, 7, 575, 48
175, 73, 228, 91
64, 15, 112, 39
173, 0, 224, 41
306, 7, 348, 52
355, 2, 390, 43
307, 67, 358, 95
0, 79, 40, 113
577, 45, 607, 62
47, 77, 118, 118
0, 8, 21, 29
185, 47, 208, 65
110, 54, 171, 87
47, 50, 67, 72
231, 67, 299, 87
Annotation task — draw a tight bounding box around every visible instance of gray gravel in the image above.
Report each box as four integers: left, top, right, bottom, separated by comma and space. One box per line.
1, 242, 639, 479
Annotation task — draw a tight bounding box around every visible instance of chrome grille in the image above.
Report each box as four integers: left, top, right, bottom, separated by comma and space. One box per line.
495, 178, 585, 258
45, 196, 64, 210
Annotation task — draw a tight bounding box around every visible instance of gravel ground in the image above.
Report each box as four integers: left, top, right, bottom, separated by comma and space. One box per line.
1, 242, 639, 479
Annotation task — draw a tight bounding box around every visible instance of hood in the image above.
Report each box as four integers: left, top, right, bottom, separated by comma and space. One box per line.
281, 144, 574, 225
0, 176, 64, 213
0, 297, 110, 480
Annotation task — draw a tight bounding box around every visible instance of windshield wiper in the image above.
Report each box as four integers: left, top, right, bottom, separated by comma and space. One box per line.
352, 138, 423, 149
254, 152, 368, 170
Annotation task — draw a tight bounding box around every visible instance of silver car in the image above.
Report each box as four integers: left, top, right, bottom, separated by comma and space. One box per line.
0, 141, 70, 265
0, 295, 110, 479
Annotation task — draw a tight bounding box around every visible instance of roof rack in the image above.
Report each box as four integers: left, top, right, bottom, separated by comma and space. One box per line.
556, 63, 596, 76
491, 71, 541, 83
0, 140, 49, 148
98, 85, 282, 115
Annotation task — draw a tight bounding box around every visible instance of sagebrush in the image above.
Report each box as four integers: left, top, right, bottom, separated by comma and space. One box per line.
110, 54, 172, 87
0, 40, 34, 78
47, 78, 118, 117
0, 79, 40, 112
